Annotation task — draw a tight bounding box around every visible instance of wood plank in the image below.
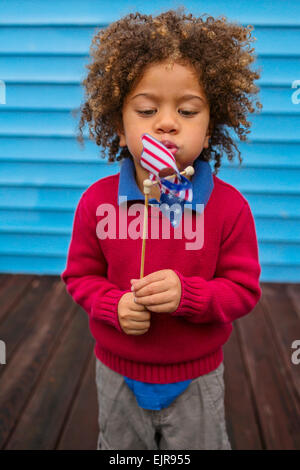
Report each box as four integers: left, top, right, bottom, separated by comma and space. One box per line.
223, 324, 263, 450
0, 274, 35, 324
286, 284, 300, 320
0, 278, 76, 448
238, 297, 300, 449
0, 276, 55, 380
5, 304, 94, 450
260, 283, 300, 403
0, 274, 13, 287
56, 350, 99, 450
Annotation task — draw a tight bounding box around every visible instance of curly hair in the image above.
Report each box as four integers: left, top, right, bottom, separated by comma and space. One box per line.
76, 7, 262, 174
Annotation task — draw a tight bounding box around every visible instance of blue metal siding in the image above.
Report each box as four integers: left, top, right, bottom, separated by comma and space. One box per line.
0, 1, 299, 281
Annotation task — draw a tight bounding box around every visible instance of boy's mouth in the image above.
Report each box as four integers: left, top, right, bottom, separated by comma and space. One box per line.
169, 147, 179, 156
161, 140, 179, 156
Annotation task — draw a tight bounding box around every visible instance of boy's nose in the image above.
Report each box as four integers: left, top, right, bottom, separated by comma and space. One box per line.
155, 121, 179, 134
154, 110, 179, 134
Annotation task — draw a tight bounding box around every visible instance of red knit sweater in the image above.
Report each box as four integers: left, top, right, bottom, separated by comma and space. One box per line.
61, 172, 261, 383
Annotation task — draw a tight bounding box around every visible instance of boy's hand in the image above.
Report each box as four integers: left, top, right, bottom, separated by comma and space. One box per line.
130, 269, 181, 313
118, 292, 151, 335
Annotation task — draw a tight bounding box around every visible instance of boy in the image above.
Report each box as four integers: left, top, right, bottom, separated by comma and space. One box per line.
61, 8, 262, 450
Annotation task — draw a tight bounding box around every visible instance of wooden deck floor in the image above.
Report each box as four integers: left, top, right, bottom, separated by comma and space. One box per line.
0, 274, 299, 450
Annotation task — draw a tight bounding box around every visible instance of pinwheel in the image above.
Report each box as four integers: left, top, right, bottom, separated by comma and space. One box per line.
139, 133, 195, 278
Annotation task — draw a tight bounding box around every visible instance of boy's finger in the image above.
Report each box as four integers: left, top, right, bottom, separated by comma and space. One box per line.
134, 291, 170, 306
146, 301, 174, 313
129, 314, 150, 322
131, 271, 165, 291
134, 281, 168, 298
131, 298, 151, 313
131, 299, 147, 310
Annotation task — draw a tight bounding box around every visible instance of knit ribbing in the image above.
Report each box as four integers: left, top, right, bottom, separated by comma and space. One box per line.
92, 288, 131, 333
95, 344, 224, 383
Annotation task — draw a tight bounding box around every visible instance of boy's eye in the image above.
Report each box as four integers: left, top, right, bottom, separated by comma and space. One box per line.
136, 110, 198, 116
137, 110, 155, 115
179, 110, 198, 116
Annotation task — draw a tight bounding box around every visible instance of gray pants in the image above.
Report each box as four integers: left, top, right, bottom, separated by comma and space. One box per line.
95, 358, 232, 450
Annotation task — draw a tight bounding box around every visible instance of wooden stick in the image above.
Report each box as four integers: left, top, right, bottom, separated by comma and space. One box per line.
140, 180, 152, 279
139, 166, 194, 279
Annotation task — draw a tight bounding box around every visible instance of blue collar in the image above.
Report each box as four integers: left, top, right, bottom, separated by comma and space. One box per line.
118, 156, 214, 213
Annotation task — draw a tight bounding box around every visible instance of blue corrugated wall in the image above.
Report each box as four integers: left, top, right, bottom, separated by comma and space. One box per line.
0, 0, 299, 282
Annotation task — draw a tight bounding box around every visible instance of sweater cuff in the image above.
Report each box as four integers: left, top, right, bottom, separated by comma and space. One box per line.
92, 288, 131, 333
171, 269, 210, 320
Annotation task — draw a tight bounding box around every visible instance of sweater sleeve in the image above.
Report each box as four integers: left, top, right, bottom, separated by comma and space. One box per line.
171, 202, 262, 324
61, 192, 130, 332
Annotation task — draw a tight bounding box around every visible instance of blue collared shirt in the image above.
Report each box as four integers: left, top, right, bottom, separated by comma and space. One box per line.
118, 156, 214, 410
118, 156, 214, 213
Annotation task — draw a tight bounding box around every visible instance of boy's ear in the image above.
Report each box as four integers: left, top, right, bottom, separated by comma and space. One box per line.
116, 120, 126, 147
203, 120, 213, 148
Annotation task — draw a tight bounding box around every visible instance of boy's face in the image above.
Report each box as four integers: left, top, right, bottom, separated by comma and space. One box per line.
117, 60, 211, 174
